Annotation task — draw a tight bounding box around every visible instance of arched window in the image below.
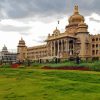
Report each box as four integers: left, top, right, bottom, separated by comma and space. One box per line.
96, 38, 98, 41
92, 38, 95, 42
96, 44, 98, 48
92, 50, 95, 55
92, 44, 95, 48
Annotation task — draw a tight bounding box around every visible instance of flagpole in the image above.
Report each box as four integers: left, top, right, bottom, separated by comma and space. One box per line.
57, 20, 60, 29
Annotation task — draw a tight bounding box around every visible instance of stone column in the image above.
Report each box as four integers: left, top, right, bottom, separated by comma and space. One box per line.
61, 39, 63, 52
51, 41, 52, 56
64, 39, 67, 52
64, 39, 66, 52
62, 40, 64, 52
58, 40, 59, 57
60, 39, 63, 58
67, 39, 69, 53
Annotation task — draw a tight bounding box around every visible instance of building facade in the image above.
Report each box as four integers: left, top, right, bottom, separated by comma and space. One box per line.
17, 5, 100, 61
0, 45, 17, 63
27, 45, 47, 61
91, 34, 100, 60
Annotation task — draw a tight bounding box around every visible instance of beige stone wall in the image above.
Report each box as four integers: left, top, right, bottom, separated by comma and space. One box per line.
27, 45, 47, 60
91, 34, 100, 59
17, 46, 27, 61
76, 33, 91, 59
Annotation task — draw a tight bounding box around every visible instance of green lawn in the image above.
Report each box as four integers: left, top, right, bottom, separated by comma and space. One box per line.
0, 68, 100, 100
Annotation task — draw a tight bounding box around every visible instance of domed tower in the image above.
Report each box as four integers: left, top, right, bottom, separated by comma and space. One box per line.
76, 20, 91, 60
17, 38, 27, 62
66, 5, 85, 35
2, 45, 8, 54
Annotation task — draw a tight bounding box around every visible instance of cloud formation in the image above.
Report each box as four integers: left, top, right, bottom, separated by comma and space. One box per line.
0, 0, 99, 20
89, 17, 100, 23
0, 25, 31, 32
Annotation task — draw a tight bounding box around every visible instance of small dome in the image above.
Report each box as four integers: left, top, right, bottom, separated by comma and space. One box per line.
18, 37, 26, 47
53, 27, 60, 34
69, 5, 84, 24
19, 38, 25, 45
2, 45, 8, 52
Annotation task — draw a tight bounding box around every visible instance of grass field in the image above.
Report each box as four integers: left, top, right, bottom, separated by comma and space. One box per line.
0, 68, 100, 100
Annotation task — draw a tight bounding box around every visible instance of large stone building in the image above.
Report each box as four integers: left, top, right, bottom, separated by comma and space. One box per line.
17, 5, 100, 62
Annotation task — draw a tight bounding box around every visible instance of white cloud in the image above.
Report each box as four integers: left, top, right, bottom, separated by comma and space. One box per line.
85, 13, 100, 34
0, 1, 100, 51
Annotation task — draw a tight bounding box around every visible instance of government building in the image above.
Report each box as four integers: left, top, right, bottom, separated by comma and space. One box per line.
17, 5, 100, 62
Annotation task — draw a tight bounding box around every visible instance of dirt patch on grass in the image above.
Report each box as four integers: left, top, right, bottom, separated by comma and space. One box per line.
42, 66, 90, 71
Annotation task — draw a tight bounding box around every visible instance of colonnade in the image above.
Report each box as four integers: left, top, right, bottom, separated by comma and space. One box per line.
49, 39, 68, 57
49, 38, 75, 58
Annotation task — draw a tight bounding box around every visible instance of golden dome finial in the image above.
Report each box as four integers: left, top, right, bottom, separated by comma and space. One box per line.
74, 5, 79, 14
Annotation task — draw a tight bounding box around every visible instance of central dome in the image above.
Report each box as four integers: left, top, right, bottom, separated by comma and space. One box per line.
69, 5, 84, 24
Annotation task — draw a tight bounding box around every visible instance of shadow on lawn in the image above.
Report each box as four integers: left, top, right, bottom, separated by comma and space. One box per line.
42, 66, 90, 71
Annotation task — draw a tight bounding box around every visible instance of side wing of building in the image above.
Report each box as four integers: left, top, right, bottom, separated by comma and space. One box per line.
91, 34, 100, 60
27, 45, 47, 61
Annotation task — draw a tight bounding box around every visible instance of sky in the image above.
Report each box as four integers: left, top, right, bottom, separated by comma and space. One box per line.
0, 0, 100, 52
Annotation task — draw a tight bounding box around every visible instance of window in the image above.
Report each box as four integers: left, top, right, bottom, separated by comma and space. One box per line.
96, 50, 98, 55
96, 44, 98, 48
96, 38, 98, 41
92, 44, 95, 48
92, 38, 95, 41
92, 50, 95, 55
